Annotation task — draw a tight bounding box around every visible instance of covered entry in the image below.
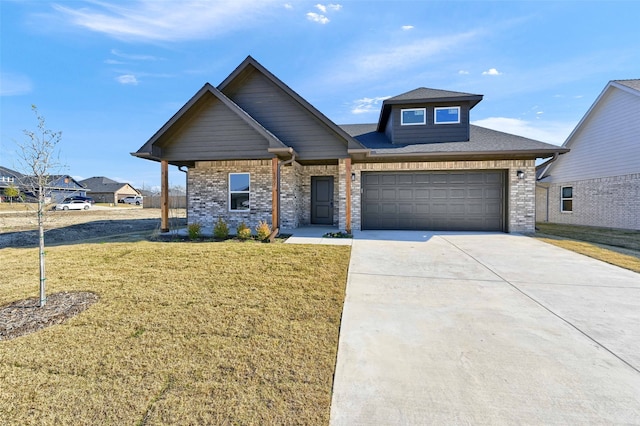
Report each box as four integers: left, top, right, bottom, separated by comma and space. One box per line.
361, 171, 505, 231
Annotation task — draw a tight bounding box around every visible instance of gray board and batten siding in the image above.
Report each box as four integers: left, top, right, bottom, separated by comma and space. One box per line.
361, 170, 505, 232
157, 92, 274, 162
386, 102, 471, 145
221, 68, 350, 161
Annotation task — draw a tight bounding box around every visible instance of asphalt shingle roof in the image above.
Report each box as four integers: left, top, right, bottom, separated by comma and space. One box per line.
614, 79, 640, 92
340, 123, 563, 155
80, 176, 130, 193
386, 87, 481, 102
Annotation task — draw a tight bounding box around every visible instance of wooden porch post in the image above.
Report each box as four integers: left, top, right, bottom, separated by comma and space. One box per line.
161, 160, 169, 233
271, 157, 279, 230
345, 158, 352, 234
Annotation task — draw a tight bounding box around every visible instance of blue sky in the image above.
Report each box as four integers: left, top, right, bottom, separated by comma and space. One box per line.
1, 0, 638, 190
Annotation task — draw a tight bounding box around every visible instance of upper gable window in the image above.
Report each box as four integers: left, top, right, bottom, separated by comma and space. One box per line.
401, 108, 426, 126
434, 107, 461, 124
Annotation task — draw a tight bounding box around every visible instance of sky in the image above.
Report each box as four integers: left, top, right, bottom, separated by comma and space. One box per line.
1, 0, 639, 190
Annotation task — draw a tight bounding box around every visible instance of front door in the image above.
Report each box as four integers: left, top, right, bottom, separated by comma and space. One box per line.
311, 176, 334, 225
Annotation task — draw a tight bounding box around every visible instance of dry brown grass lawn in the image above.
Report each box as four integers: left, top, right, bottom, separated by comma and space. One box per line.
536, 238, 640, 273
0, 241, 350, 425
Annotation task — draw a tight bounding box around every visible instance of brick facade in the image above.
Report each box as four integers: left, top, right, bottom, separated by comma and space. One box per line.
188, 160, 272, 230
187, 159, 537, 233
536, 173, 640, 230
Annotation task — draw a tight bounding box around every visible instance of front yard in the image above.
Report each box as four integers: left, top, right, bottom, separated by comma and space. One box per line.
0, 241, 350, 424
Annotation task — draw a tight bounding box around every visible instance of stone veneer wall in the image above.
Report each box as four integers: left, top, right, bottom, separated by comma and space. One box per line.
187, 160, 273, 230
279, 162, 304, 229
540, 173, 640, 230
350, 160, 536, 233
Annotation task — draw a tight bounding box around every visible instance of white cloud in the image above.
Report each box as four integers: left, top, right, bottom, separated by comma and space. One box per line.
315, 4, 327, 13
52, 0, 282, 42
0, 72, 33, 96
458, 70, 470, 75
284, 3, 293, 9
482, 68, 502, 76
327, 3, 342, 11
351, 96, 390, 114
104, 59, 124, 65
110, 49, 161, 61
472, 117, 574, 145
307, 12, 329, 24
117, 74, 138, 85
401, 25, 414, 30
337, 31, 478, 83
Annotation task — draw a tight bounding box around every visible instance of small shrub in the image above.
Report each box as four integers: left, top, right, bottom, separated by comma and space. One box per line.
236, 222, 252, 240
213, 217, 229, 239
256, 220, 271, 241
187, 222, 202, 240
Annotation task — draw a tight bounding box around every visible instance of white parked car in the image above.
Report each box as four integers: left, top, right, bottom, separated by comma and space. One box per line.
55, 200, 91, 211
121, 195, 143, 205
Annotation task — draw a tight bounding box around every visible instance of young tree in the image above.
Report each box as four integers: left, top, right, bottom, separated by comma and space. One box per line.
3, 185, 20, 204
16, 105, 63, 307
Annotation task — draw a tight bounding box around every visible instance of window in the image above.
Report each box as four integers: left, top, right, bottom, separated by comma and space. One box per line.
401, 108, 426, 125
434, 107, 460, 124
229, 173, 250, 211
561, 186, 573, 212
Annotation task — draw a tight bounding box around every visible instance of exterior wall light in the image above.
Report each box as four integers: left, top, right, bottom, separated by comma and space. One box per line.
516, 170, 525, 179
351, 172, 356, 181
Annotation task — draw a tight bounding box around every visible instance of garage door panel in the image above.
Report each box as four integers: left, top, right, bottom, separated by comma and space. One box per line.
362, 171, 504, 231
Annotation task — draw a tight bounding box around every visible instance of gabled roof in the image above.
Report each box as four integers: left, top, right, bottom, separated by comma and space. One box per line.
0, 166, 23, 178
341, 124, 568, 160
538, 78, 639, 180
80, 176, 136, 193
377, 87, 483, 132
18, 174, 86, 191
613, 79, 640, 92
218, 56, 367, 152
132, 82, 291, 163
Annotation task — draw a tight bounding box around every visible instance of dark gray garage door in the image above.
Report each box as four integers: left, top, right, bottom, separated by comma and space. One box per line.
361, 171, 505, 231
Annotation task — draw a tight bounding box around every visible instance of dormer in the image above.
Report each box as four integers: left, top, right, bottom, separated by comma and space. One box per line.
376, 88, 483, 144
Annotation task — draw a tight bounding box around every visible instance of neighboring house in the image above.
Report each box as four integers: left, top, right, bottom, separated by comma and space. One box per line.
537, 79, 640, 230
0, 166, 86, 203
79, 176, 140, 203
133, 56, 566, 233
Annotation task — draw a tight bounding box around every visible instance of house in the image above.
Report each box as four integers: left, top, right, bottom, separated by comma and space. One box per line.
0, 166, 86, 203
79, 176, 140, 203
536, 80, 640, 230
133, 56, 567, 234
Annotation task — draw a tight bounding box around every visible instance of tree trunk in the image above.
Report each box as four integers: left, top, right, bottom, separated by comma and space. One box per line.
38, 187, 46, 307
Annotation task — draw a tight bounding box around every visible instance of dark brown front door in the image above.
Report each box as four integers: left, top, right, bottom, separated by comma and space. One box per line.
311, 176, 334, 225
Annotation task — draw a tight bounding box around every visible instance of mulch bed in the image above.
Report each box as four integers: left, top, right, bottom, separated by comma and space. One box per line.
0, 291, 99, 341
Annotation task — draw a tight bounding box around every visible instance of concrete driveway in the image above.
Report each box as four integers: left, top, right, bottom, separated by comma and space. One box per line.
330, 232, 640, 425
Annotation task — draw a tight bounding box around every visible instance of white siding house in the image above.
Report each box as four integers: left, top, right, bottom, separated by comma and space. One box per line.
537, 80, 640, 230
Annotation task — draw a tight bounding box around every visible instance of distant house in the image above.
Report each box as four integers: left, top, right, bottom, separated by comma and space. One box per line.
79, 176, 140, 203
537, 79, 640, 230
1, 166, 87, 202
133, 56, 566, 233
0, 166, 23, 189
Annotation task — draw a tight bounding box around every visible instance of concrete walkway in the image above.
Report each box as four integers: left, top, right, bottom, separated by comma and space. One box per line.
330, 231, 640, 425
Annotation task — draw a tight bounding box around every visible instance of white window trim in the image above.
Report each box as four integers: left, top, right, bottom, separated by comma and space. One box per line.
400, 108, 426, 126
560, 186, 573, 213
228, 172, 250, 212
434, 106, 461, 124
